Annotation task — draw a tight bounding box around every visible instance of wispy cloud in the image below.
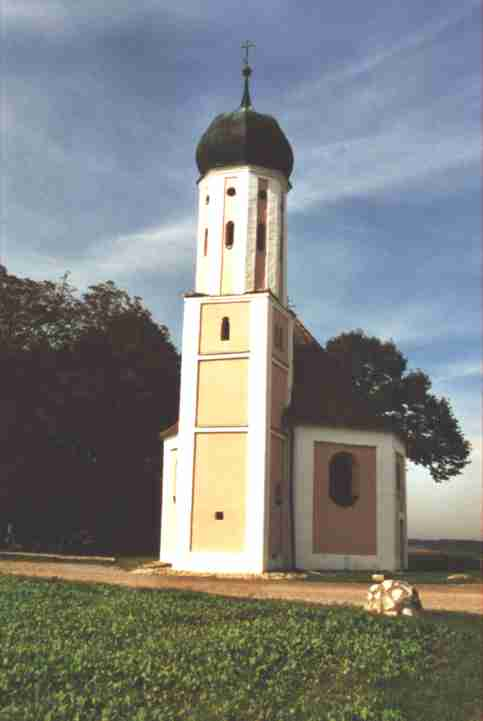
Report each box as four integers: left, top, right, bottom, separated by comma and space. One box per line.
3, 0, 67, 28
288, 1, 480, 102
364, 297, 479, 345
2, 0, 235, 31
89, 219, 195, 278
294, 284, 480, 349
290, 128, 479, 212
433, 361, 482, 384
282, 3, 480, 212
8, 218, 195, 291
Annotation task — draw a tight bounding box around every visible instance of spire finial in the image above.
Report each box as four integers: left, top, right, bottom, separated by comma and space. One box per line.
240, 40, 255, 109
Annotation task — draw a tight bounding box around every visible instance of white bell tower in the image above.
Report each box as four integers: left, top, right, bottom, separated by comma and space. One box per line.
195, 166, 288, 303
160, 50, 295, 573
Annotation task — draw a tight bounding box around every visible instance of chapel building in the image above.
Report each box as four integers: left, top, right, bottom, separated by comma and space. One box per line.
159, 58, 408, 574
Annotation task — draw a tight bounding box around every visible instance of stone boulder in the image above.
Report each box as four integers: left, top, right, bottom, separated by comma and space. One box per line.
365, 576, 423, 617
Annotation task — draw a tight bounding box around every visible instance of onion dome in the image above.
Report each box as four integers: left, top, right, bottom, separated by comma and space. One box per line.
196, 64, 294, 180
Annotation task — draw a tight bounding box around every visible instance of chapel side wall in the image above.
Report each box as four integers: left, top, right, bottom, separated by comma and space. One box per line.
394, 437, 408, 570
293, 426, 405, 571
376, 435, 408, 571
313, 441, 377, 556
160, 436, 178, 563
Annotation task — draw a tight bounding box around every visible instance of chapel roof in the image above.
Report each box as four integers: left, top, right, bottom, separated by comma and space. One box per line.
159, 421, 178, 440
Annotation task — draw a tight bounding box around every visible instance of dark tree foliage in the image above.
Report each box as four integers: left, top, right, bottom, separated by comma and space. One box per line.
290, 329, 470, 483
0, 266, 180, 553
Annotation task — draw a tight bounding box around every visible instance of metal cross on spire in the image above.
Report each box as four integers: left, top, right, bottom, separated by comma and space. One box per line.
241, 40, 255, 66
240, 41, 255, 109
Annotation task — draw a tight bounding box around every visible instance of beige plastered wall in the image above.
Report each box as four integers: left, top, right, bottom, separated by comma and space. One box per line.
293, 426, 407, 571
191, 432, 247, 552
196, 358, 249, 427
199, 301, 250, 355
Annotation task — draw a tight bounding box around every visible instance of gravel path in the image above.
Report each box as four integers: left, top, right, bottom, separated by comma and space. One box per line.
1, 560, 482, 615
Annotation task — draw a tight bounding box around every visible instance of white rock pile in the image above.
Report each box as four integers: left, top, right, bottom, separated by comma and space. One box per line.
365, 575, 423, 617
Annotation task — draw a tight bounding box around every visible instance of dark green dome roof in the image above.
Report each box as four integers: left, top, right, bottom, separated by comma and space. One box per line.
196, 66, 294, 180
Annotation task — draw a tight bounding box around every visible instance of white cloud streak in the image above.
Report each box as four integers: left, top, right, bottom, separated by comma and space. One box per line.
282, 3, 480, 212
288, 1, 480, 103
3, 0, 67, 28
90, 219, 196, 278
433, 361, 482, 384
8, 217, 196, 292
290, 129, 479, 213
2, 0, 239, 31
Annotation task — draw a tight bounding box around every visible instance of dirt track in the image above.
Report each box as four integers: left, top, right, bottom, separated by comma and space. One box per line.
1, 560, 482, 615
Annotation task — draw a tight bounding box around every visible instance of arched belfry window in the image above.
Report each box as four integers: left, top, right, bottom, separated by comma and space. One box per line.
256, 222, 266, 252
329, 452, 358, 507
221, 316, 230, 341
225, 221, 235, 249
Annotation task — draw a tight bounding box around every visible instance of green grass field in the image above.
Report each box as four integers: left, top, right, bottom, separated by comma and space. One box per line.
0, 575, 481, 721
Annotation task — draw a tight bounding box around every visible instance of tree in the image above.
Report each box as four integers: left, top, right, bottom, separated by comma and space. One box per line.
320, 330, 471, 482
0, 266, 180, 552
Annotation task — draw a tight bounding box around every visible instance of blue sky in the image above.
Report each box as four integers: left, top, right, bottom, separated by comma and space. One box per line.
3, 0, 481, 540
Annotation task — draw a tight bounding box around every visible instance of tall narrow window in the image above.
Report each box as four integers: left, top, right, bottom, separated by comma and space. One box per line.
225, 221, 234, 248
256, 222, 266, 252
274, 324, 284, 350
329, 452, 358, 507
274, 482, 282, 506
221, 316, 230, 341
204, 228, 208, 256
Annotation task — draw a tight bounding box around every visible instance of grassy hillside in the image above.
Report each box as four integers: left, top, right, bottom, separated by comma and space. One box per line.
0, 575, 481, 721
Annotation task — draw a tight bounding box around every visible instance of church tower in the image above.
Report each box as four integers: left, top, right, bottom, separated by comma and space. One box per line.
160, 50, 296, 573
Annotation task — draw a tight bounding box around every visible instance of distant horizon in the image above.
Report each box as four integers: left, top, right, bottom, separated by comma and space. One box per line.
408, 537, 482, 543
